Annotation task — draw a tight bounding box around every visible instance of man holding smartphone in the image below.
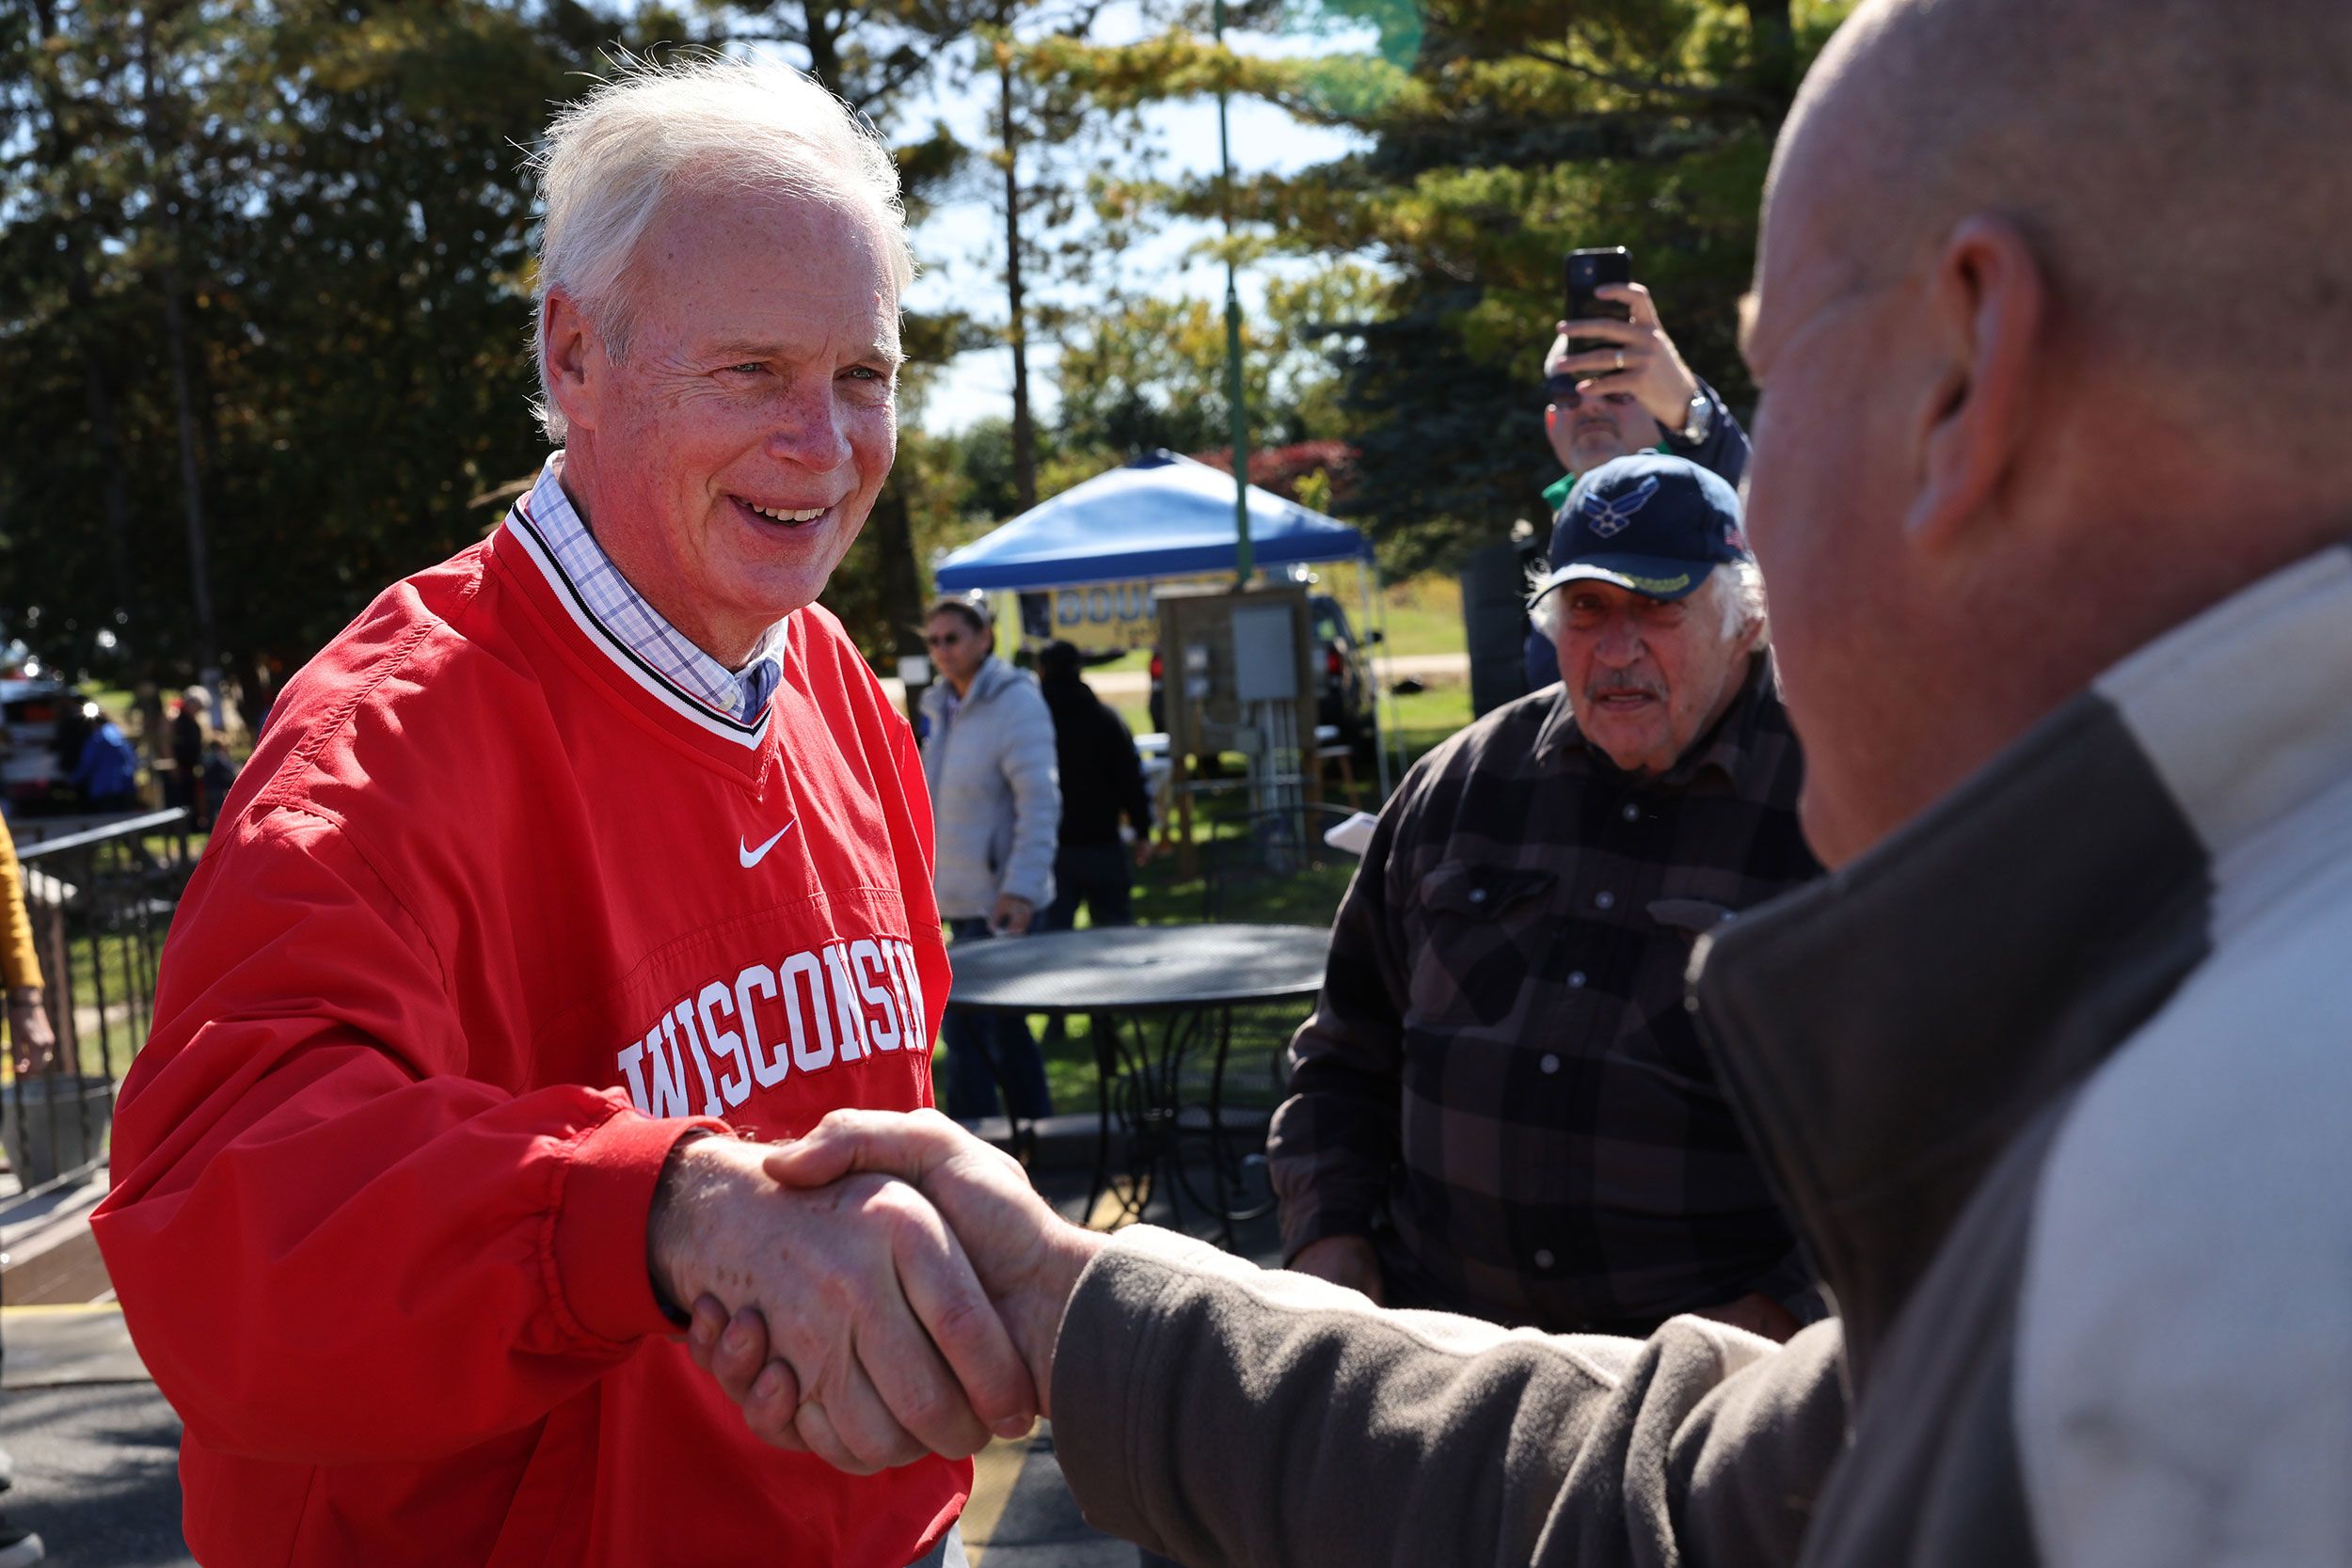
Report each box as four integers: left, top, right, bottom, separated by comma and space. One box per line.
1527, 277, 1753, 691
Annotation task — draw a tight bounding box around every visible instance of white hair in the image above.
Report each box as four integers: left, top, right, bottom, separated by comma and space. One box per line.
1528, 558, 1769, 645
526, 55, 915, 442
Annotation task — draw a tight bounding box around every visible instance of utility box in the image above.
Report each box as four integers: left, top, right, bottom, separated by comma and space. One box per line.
1230, 604, 1302, 704
1155, 582, 1319, 862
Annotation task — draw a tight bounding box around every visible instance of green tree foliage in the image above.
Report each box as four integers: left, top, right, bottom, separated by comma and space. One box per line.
712, 0, 991, 117
964, 2, 1155, 512
1053, 260, 1378, 465
0, 0, 1003, 692
0, 0, 697, 697
910, 257, 1371, 560
1037, 0, 1851, 574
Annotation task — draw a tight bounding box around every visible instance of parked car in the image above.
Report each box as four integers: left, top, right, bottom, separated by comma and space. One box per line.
1311, 594, 1378, 745
1, 677, 71, 812
1149, 592, 1378, 746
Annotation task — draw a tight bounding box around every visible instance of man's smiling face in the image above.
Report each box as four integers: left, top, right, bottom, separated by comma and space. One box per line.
555, 182, 902, 662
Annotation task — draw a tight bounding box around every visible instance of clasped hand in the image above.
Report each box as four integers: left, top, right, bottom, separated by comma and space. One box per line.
653, 1113, 1103, 1475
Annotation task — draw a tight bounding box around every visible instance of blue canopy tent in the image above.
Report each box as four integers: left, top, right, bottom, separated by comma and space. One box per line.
931, 451, 1370, 590
930, 450, 1395, 798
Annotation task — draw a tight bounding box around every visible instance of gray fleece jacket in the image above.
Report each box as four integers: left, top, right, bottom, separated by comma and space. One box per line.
1049, 541, 2352, 1565
920, 657, 1058, 920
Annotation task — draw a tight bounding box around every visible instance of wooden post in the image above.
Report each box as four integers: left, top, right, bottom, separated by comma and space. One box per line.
32, 896, 77, 1077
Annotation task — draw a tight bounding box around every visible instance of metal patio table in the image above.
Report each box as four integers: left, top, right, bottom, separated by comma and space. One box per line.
943, 923, 1327, 1249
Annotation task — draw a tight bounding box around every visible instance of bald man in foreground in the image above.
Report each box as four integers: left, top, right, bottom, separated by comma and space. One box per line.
708, 2, 2352, 1560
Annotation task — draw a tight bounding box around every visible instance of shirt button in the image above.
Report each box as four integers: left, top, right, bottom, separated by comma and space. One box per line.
1595, 890, 1615, 911
1621, 802, 1640, 822
1468, 887, 1487, 905
1567, 971, 1587, 989
1534, 1249, 1556, 1269
1539, 1053, 1560, 1074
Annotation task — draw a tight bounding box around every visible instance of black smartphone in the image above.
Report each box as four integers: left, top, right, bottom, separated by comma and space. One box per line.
1565, 246, 1633, 346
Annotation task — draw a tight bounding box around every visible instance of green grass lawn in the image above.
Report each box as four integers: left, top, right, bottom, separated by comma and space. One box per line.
1384, 681, 1473, 753
1359, 568, 1466, 659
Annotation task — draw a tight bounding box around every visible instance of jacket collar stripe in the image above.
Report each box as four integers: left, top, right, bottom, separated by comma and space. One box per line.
501, 499, 770, 750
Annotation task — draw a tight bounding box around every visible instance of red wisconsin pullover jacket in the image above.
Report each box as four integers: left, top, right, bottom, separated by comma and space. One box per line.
91, 509, 964, 1566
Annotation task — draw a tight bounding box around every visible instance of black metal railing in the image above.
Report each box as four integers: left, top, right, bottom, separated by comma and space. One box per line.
5, 809, 189, 1196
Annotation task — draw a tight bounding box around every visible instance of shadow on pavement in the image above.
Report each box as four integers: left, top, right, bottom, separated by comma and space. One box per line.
2, 1381, 192, 1567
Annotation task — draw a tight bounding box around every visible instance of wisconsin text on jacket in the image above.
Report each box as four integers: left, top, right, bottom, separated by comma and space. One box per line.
617, 937, 930, 1117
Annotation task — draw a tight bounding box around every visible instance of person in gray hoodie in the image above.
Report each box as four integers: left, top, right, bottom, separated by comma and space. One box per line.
919, 596, 1059, 1123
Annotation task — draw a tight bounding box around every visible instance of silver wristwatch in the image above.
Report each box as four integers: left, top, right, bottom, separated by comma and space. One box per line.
1676, 390, 1714, 446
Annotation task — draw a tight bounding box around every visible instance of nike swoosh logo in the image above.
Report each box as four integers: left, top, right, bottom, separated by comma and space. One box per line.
739, 821, 796, 868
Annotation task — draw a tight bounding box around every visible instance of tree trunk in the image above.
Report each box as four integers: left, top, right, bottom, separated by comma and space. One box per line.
137, 2, 218, 693
803, 4, 843, 94
160, 283, 215, 683
27, 0, 138, 630
865, 480, 931, 724
70, 265, 136, 626
998, 28, 1037, 512
1744, 0, 1798, 121
227, 647, 275, 739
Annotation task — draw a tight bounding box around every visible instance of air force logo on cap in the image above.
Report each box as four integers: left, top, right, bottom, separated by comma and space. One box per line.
1578, 474, 1661, 539
1534, 453, 1748, 607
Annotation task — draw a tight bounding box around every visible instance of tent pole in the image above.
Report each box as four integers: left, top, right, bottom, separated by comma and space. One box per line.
1361, 552, 1393, 799
1214, 0, 1253, 584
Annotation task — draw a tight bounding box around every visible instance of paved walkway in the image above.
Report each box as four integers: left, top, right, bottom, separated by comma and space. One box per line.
0, 1312, 1111, 1568
1, 1375, 192, 1568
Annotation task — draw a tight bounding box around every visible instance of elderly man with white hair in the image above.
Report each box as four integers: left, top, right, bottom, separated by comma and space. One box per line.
1267, 452, 1823, 1342
91, 58, 1021, 1568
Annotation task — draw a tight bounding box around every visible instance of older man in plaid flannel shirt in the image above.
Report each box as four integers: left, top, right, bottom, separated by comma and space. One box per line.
1269, 454, 1824, 1341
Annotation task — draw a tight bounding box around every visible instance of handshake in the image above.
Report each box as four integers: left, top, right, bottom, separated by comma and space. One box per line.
646, 1109, 1108, 1475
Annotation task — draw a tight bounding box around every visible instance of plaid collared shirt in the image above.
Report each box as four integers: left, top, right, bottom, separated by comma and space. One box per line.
516, 455, 787, 722
1268, 656, 1823, 1333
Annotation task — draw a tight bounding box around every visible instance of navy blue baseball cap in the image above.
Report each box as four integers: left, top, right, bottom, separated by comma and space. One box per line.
1532, 453, 1749, 605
